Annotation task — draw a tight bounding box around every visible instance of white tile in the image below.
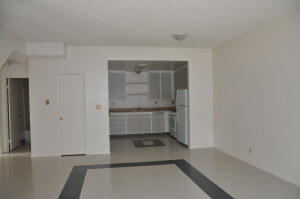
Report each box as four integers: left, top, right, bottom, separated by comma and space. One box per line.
80, 165, 210, 199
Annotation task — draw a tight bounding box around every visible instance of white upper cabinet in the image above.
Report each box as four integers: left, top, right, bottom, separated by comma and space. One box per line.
149, 72, 161, 99
109, 72, 126, 100
149, 72, 173, 100
161, 72, 172, 99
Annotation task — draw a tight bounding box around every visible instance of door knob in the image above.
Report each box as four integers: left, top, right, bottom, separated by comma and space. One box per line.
60, 117, 63, 120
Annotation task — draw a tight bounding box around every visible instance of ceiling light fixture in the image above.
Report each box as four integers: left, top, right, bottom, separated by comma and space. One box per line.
134, 63, 147, 74
172, 33, 188, 41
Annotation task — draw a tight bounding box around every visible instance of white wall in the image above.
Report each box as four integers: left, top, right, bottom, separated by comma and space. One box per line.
29, 47, 213, 157
0, 62, 29, 152
0, 24, 26, 153
174, 67, 188, 97
109, 71, 174, 108
0, 24, 25, 68
213, 10, 300, 186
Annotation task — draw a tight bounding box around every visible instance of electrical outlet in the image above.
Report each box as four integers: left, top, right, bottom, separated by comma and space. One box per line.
249, 147, 252, 154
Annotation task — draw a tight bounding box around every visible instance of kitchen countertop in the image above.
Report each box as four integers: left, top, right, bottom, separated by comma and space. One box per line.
109, 107, 176, 113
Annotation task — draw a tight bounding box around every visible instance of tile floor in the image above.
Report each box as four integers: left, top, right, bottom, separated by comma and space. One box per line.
81, 165, 210, 199
0, 135, 299, 199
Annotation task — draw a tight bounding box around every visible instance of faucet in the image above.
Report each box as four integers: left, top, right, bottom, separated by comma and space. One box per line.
132, 106, 142, 112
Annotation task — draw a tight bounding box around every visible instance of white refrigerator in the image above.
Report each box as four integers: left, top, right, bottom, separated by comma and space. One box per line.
176, 89, 189, 146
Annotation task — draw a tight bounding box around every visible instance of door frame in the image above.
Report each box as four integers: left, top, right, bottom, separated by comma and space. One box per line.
57, 73, 87, 155
1, 76, 29, 153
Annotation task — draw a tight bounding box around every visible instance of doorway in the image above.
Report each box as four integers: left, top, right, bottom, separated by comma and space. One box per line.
107, 60, 190, 152
7, 78, 30, 151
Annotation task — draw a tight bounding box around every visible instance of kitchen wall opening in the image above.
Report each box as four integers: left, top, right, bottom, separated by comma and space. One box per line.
108, 60, 190, 149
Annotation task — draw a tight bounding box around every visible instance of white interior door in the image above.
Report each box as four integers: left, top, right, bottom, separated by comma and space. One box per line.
7, 79, 25, 150
59, 74, 85, 155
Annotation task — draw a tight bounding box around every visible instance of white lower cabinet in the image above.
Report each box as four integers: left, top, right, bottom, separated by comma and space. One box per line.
109, 112, 168, 135
127, 117, 140, 134
127, 114, 151, 134
109, 114, 127, 135
139, 117, 152, 133
152, 112, 165, 133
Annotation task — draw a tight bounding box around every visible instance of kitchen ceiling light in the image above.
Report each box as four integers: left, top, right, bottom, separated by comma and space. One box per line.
134, 63, 147, 74
172, 33, 188, 41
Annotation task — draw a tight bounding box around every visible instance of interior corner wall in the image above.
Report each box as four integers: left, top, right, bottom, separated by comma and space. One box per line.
213, 10, 300, 186
0, 24, 25, 69
0, 24, 26, 153
29, 47, 213, 157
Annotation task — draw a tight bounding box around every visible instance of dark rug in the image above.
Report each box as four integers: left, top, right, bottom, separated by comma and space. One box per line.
132, 139, 166, 148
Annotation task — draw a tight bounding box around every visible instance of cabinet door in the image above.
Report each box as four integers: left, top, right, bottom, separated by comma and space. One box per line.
109, 73, 126, 100
149, 73, 161, 100
127, 114, 140, 134
152, 117, 165, 133
139, 118, 151, 133
161, 72, 172, 99
152, 112, 165, 133
109, 115, 126, 135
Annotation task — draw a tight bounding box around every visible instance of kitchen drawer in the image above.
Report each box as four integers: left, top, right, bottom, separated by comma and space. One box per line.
152, 112, 165, 117
127, 113, 151, 118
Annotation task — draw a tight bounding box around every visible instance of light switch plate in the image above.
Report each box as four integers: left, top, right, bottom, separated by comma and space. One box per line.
96, 104, 101, 110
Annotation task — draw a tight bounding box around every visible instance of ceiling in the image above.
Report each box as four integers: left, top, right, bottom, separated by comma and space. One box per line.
108, 61, 187, 72
0, 0, 299, 48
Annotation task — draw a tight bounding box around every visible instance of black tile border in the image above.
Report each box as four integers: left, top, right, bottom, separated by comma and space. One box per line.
132, 139, 166, 148
59, 159, 233, 199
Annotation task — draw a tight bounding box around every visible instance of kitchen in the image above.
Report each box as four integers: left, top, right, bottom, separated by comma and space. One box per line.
108, 60, 189, 146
